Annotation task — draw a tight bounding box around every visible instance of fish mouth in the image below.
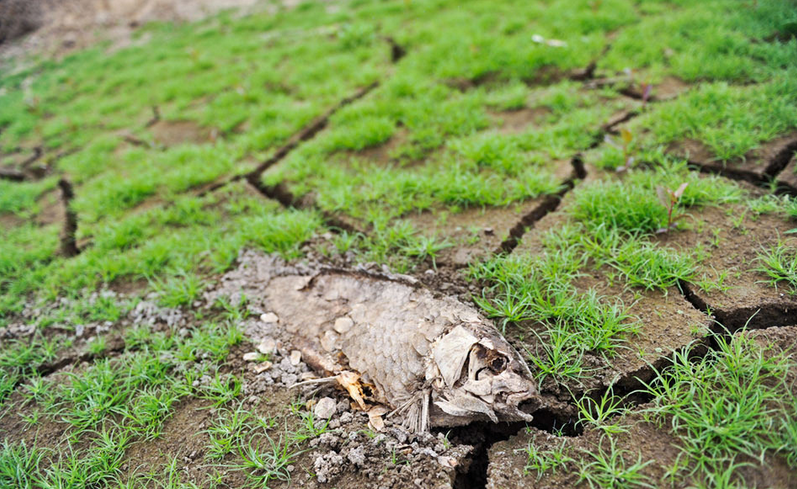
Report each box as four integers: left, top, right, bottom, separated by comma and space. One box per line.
493, 390, 538, 422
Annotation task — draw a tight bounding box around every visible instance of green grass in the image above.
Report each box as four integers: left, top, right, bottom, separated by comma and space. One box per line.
754, 241, 797, 291
640, 76, 797, 161
2, 0, 797, 486
577, 436, 654, 489
643, 332, 797, 477
522, 439, 574, 480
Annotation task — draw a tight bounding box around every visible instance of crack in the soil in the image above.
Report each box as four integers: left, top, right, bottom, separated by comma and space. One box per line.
679, 279, 797, 334
145, 105, 161, 128
0, 147, 73, 182
36, 340, 126, 377
496, 155, 586, 255
246, 81, 379, 182
200, 81, 379, 199
58, 177, 80, 257
123, 133, 155, 149
246, 177, 362, 234
383, 36, 406, 63
459, 270, 790, 488
449, 410, 582, 489
19, 146, 43, 168
0, 167, 26, 181
684, 137, 797, 189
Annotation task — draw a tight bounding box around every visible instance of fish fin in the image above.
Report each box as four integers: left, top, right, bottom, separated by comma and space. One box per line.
421, 388, 430, 432
433, 326, 478, 387
398, 389, 432, 433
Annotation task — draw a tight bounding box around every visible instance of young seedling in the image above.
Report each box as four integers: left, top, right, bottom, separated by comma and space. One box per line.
656, 183, 689, 233
604, 129, 635, 172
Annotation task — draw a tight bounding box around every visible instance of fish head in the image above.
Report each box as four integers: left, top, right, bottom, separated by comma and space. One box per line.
431, 324, 539, 425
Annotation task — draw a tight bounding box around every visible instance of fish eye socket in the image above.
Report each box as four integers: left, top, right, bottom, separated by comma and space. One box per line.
489, 356, 507, 373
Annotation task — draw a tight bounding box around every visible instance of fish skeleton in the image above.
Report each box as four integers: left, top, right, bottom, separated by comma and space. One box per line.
262, 269, 540, 432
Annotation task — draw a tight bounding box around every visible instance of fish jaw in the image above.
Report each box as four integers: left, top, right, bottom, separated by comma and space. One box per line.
493, 383, 539, 422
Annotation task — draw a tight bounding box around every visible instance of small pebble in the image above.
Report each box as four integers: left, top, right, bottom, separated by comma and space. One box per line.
254, 361, 273, 373
290, 350, 302, 366
243, 352, 260, 362
314, 397, 337, 419
333, 317, 354, 334
260, 312, 279, 324
257, 338, 277, 354
437, 456, 457, 468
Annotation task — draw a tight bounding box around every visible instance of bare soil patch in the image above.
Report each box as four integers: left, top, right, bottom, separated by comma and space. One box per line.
408, 197, 555, 267
492, 107, 552, 135
150, 119, 218, 147
346, 129, 410, 167
658, 205, 797, 330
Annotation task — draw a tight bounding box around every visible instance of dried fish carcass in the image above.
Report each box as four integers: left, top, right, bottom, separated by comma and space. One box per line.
264, 270, 540, 432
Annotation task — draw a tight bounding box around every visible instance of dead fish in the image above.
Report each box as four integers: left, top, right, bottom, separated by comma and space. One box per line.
264, 270, 539, 432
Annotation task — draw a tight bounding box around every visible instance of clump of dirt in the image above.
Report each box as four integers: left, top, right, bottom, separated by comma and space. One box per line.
776, 154, 797, 193
668, 132, 797, 184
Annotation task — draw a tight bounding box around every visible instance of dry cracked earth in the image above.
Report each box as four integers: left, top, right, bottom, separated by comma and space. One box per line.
2, 0, 797, 488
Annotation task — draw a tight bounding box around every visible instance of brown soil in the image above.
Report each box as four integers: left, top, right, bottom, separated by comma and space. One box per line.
656, 205, 797, 330
347, 129, 410, 167
0, 211, 25, 229
0, 147, 37, 168
34, 188, 65, 226
0, 380, 76, 450
149, 119, 217, 147
668, 132, 797, 184
407, 197, 556, 267
492, 107, 552, 135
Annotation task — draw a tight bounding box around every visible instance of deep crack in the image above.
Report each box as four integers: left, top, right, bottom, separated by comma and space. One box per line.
679, 279, 797, 334
58, 177, 80, 257
496, 156, 586, 254
244, 81, 379, 182
200, 81, 379, 200
449, 411, 582, 489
